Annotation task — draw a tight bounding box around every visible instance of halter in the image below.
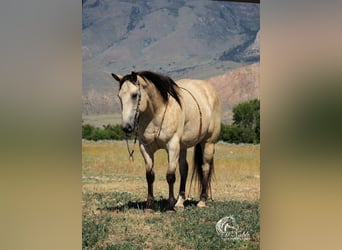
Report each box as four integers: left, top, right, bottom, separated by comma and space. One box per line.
125, 80, 141, 162
124, 81, 169, 162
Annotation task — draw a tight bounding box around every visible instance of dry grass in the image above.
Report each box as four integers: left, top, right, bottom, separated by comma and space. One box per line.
82, 140, 260, 249
82, 140, 259, 202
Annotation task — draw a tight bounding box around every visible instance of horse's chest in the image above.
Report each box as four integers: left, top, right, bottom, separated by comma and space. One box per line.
140, 131, 155, 144
139, 124, 160, 144
139, 121, 176, 146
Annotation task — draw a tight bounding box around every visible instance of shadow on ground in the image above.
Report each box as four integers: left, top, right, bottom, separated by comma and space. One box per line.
98, 198, 199, 213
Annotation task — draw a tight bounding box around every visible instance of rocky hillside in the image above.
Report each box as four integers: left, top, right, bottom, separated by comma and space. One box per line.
83, 0, 259, 90
209, 62, 259, 124
82, 0, 259, 123
83, 63, 259, 124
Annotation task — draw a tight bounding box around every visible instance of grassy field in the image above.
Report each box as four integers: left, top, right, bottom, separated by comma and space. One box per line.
83, 114, 122, 127
82, 140, 260, 249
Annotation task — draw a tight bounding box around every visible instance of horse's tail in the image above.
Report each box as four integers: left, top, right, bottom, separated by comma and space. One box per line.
189, 143, 214, 199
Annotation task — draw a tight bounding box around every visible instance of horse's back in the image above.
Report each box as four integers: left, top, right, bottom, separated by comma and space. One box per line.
177, 79, 219, 107
176, 79, 221, 143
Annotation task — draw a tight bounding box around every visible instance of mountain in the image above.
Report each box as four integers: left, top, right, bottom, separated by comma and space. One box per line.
83, 63, 259, 124
208, 62, 259, 124
82, 0, 259, 123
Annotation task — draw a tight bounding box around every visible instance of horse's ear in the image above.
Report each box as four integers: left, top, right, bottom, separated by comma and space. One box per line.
111, 73, 122, 82
131, 71, 137, 83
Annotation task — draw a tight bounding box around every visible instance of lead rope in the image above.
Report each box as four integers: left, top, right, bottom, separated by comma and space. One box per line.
125, 82, 141, 162
154, 99, 169, 145
125, 134, 138, 162
179, 87, 202, 141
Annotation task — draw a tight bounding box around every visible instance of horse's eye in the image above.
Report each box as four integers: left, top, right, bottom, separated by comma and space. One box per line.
131, 93, 138, 99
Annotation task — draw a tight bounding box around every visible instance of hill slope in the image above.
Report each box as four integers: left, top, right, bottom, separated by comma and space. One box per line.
208, 62, 259, 124
83, 63, 259, 124
82, 0, 259, 92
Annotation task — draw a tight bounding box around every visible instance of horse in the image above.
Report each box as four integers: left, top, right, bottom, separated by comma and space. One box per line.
111, 71, 221, 209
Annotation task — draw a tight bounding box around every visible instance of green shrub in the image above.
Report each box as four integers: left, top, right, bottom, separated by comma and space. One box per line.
82, 124, 95, 140
232, 99, 260, 144
219, 124, 243, 143
219, 99, 260, 144
82, 124, 125, 141
103, 124, 125, 140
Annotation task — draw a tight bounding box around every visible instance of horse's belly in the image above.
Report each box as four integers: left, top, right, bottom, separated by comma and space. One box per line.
180, 125, 202, 148
180, 138, 197, 148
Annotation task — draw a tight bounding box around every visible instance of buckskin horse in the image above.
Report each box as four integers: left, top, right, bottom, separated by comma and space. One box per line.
112, 71, 221, 209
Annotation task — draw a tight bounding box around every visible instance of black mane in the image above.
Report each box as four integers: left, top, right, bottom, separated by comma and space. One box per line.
121, 71, 182, 107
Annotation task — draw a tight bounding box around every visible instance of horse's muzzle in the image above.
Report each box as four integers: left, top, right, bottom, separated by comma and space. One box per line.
122, 123, 133, 135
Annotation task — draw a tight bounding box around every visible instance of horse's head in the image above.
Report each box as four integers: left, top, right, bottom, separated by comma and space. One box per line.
112, 72, 143, 135
112, 70, 181, 135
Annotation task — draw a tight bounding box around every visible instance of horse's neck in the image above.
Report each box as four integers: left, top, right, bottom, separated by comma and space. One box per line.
138, 100, 166, 144
140, 88, 166, 129
146, 85, 166, 116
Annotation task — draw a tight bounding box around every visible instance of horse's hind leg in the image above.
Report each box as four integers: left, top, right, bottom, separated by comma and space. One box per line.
197, 142, 215, 208
175, 149, 188, 208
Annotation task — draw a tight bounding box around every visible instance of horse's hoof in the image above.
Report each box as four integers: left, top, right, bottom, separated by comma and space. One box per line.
166, 209, 175, 214
168, 198, 176, 210
197, 200, 206, 208
174, 200, 184, 211
174, 197, 185, 209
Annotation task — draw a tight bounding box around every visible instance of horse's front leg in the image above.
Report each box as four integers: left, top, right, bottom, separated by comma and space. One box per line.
139, 143, 155, 209
166, 138, 180, 210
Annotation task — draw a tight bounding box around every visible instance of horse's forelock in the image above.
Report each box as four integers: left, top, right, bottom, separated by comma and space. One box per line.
119, 74, 137, 89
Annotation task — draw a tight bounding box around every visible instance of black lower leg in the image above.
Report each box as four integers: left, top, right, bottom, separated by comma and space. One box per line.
200, 191, 208, 202
166, 172, 176, 208
179, 162, 188, 199
200, 175, 209, 201
146, 170, 155, 208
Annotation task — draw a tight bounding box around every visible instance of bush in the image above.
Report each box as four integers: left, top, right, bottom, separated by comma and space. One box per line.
82, 124, 95, 140
219, 99, 260, 144
232, 99, 260, 144
219, 124, 242, 143
82, 124, 125, 141
103, 124, 126, 140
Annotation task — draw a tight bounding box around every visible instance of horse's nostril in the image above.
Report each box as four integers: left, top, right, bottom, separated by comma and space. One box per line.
122, 124, 133, 133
